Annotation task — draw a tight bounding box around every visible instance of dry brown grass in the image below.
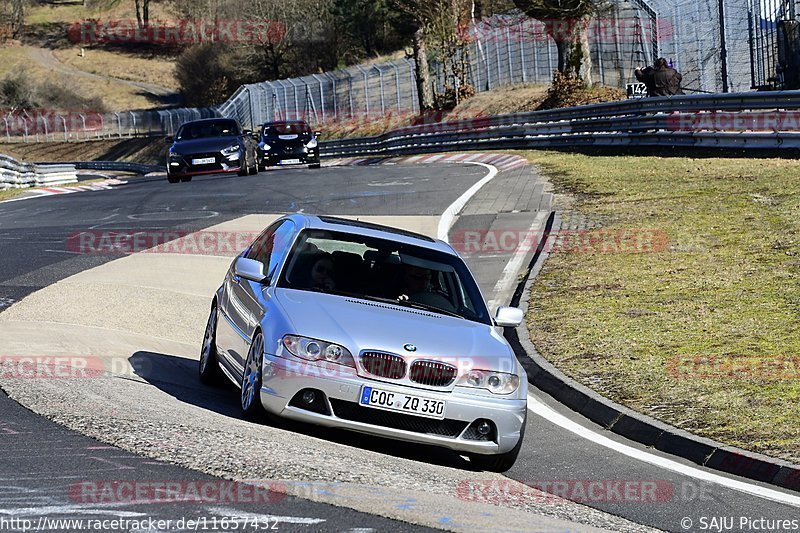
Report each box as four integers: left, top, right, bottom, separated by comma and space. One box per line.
52, 48, 177, 90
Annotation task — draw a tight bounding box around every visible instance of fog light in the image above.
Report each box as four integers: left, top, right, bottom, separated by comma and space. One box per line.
302, 390, 316, 404
477, 420, 492, 436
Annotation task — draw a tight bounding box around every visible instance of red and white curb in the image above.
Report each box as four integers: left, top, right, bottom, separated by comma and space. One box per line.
325, 152, 528, 173
1, 179, 126, 204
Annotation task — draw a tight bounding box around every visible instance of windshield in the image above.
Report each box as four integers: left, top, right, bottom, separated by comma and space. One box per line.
176, 121, 240, 140
262, 122, 312, 137
278, 229, 491, 325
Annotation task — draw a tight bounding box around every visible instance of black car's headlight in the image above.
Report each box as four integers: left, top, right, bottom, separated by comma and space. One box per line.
306, 138, 318, 149
259, 142, 271, 151
456, 369, 520, 394
282, 335, 355, 367
221, 144, 241, 156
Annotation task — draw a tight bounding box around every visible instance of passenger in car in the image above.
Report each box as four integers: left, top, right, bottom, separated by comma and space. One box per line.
397, 264, 432, 298
308, 253, 336, 291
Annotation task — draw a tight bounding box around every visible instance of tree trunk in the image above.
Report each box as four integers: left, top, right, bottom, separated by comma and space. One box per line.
550, 16, 592, 85
11, 0, 24, 39
135, 0, 143, 30
143, 0, 150, 30
413, 27, 434, 112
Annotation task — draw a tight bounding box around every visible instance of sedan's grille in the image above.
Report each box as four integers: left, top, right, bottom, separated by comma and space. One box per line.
361, 352, 406, 379
330, 399, 467, 437
409, 360, 458, 387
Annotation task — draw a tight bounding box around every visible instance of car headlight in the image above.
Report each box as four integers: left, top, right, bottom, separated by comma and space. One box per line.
259, 142, 271, 151
457, 369, 520, 394
306, 138, 318, 149
221, 144, 241, 156
282, 335, 355, 367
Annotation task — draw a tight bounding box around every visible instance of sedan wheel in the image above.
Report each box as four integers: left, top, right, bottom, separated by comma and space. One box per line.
241, 332, 266, 418
198, 303, 223, 385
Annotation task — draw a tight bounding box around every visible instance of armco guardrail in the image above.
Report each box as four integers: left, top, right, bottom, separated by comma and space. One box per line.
0, 154, 78, 190
320, 91, 800, 157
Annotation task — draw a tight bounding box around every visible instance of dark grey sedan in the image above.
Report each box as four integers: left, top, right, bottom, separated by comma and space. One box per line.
167, 118, 258, 182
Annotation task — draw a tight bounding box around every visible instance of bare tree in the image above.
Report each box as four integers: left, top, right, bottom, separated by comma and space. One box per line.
513, 0, 603, 85
395, 0, 474, 111
134, 0, 151, 31
10, 0, 24, 39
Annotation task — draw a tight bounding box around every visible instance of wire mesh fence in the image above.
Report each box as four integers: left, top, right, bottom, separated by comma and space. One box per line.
2, 0, 792, 144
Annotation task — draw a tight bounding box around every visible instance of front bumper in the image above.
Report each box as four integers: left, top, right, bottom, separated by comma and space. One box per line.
259, 354, 527, 455
168, 152, 243, 176
258, 149, 320, 166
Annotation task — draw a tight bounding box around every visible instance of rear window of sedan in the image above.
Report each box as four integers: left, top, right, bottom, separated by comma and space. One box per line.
277, 229, 491, 325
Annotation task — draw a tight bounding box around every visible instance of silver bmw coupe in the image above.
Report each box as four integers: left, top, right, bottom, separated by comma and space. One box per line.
199, 214, 528, 471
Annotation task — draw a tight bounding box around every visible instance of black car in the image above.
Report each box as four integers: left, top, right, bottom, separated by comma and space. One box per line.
166, 118, 258, 183
256, 121, 321, 170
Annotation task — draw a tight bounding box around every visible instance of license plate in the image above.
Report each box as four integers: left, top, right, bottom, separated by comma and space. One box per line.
279, 159, 301, 165
359, 386, 446, 419
192, 157, 215, 165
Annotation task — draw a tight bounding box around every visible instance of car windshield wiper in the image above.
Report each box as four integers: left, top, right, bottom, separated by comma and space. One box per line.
395, 299, 463, 319
355, 294, 464, 319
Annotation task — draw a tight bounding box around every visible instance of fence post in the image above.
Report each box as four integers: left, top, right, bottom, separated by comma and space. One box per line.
373, 65, 386, 115
129, 111, 136, 137
404, 58, 417, 113
311, 74, 326, 123
40, 113, 47, 142
3, 115, 9, 142
324, 72, 338, 120
519, 22, 527, 83
392, 62, 402, 112
355, 65, 370, 117
59, 115, 67, 141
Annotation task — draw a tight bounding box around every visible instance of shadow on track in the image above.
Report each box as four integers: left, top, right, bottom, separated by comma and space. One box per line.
129, 350, 476, 471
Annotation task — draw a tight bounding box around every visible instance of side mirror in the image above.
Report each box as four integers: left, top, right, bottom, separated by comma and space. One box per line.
314, 131, 321, 137
494, 307, 524, 327
243, 129, 252, 136
234, 257, 266, 283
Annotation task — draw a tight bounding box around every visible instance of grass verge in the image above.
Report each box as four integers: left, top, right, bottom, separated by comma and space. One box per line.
523, 150, 800, 464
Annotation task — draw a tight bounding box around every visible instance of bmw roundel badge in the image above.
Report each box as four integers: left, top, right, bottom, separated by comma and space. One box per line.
403, 343, 417, 352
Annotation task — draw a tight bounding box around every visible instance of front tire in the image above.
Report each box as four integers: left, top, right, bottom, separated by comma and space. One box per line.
167, 174, 180, 183
180, 176, 192, 182
308, 162, 321, 169
198, 303, 223, 386
241, 332, 266, 419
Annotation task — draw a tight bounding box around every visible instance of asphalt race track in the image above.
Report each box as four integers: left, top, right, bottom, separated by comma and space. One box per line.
0, 162, 798, 532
